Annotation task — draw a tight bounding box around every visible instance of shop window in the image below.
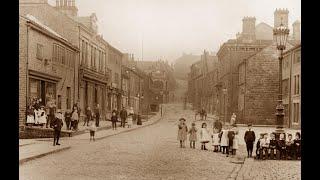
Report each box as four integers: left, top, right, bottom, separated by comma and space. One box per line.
29, 78, 40, 100
45, 82, 56, 106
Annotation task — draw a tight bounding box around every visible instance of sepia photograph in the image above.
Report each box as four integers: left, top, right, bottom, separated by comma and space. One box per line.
19, 0, 301, 179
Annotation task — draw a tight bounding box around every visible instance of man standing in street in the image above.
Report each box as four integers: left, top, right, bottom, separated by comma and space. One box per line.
52, 109, 64, 146
119, 106, 128, 128
244, 123, 256, 158
94, 104, 101, 127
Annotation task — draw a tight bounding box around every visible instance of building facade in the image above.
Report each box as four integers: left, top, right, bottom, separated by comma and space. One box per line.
237, 43, 293, 125
282, 44, 301, 129
19, 14, 79, 129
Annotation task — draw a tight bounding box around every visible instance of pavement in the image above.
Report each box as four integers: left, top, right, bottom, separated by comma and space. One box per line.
19, 114, 161, 165
19, 103, 301, 180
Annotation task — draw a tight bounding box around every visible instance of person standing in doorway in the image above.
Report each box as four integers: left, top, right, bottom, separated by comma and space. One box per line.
120, 106, 128, 128
244, 123, 256, 158
94, 104, 101, 127
52, 109, 64, 146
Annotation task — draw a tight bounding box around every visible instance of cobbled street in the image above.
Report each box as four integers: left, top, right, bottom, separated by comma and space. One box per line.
19, 103, 301, 180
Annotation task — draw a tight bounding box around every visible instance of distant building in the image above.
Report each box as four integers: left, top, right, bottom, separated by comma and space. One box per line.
187, 50, 218, 113
173, 53, 201, 80
282, 44, 301, 129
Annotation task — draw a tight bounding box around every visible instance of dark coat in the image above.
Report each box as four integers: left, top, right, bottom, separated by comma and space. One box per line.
52, 117, 63, 131
111, 115, 118, 122
293, 139, 301, 149
277, 139, 286, 150
244, 130, 256, 143
120, 109, 128, 119
214, 121, 223, 131
228, 131, 235, 147
269, 139, 277, 149
86, 109, 92, 120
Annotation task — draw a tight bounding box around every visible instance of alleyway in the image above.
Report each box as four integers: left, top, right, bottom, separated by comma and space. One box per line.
19, 103, 300, 180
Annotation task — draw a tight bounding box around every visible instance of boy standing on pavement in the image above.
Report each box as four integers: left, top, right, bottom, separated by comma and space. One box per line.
52, 109, 64, 146
244, 123, 256, 158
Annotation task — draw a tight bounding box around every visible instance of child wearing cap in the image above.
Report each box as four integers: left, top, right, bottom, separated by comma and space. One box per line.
188, 122, 197, 149
220, 126, 229, 154
52, 110, 64, 146
177, 118, 188, 148
244, 124, 256, 158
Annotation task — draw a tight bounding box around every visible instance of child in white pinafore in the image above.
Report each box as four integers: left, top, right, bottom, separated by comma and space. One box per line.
232, 131, 239, 156
212, 128, 220, 152
89, 120, 97, 141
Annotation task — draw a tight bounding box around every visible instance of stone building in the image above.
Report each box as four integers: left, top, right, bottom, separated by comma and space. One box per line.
107, 45, 123, 114
282, 44, 301, 129
136, 60, 176, 111
237, 42, 292, 125
77, 15, 108, 120
19, 14, 79, 129
187, 51, 218, 112
215, 9, 300, 124
121, 54, 144, 114
19, 0, 124, 123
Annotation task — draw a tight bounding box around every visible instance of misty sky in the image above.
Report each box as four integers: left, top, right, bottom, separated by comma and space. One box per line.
49, 0, 301, 63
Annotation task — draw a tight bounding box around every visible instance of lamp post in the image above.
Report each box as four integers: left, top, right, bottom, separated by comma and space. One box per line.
222, 88, 227, 125
273, 22, 290, 139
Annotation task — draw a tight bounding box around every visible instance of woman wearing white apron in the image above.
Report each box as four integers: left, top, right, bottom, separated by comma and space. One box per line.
127, 107, 134, 128
38, 106, 47, 128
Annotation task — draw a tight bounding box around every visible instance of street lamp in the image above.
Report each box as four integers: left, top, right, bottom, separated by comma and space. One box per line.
273, 22, 290, 138
222, 88, 227, 125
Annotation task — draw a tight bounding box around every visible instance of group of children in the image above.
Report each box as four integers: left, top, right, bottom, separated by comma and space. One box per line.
177, 118, 240, 157
177, 119, 301, 160
255, 131, 301, 160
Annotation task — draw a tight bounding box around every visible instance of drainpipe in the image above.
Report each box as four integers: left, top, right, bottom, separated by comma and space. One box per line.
25, 24, 30, 128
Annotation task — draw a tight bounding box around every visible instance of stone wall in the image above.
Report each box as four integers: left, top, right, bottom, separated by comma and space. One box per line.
244, 43, 279, 125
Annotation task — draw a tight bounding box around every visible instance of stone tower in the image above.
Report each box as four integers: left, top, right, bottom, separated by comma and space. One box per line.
55, 0, 78, 17
242, 17, 256, 42
293, 20, 301, 41
274, 8, 289, 28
